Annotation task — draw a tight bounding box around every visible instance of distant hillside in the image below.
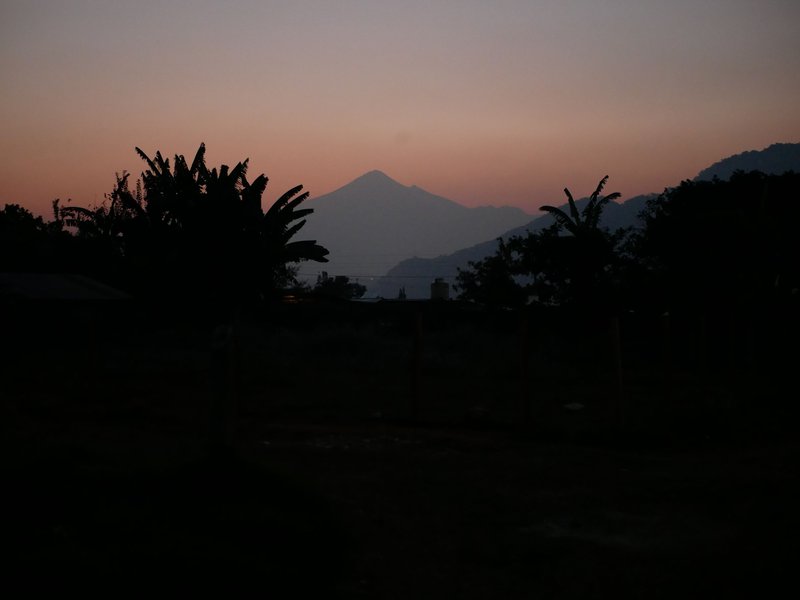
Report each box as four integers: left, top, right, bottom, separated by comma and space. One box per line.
373, 195, 652, 299
375, 142, 800, 300
695, 142, 800, 181
298, 171, 531, 283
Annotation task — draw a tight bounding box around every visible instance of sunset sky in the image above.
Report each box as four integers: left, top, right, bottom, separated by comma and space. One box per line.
2, 0, 799, 217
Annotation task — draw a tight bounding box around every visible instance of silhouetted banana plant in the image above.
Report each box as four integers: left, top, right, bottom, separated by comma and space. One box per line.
56, 173, 140, 240
140, 143, 328, 297
60, 143, 328, 302
538, 176, 622, 307
539, 175, 621, 235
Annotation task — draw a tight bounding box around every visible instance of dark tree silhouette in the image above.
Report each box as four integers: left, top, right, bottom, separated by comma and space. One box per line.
56, 143, 329, 307
0, 202, 75, 272
455, 238, 529, 308
538, 175, 622, 307
630, 170, 800, 312
456, 176, 624, 309
1, 204, 51, 271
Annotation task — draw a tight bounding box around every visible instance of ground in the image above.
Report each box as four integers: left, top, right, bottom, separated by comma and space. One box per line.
3, 305, 798, 598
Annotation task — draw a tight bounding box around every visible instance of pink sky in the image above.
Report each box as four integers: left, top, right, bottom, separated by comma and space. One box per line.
2, 0, 799, 217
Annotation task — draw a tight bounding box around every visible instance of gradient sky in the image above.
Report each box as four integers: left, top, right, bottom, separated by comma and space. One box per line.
2, 0, 799, 217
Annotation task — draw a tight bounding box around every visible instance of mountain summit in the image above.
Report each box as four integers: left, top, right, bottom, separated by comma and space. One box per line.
347, 169, 398, 187
298, 172, 531, 288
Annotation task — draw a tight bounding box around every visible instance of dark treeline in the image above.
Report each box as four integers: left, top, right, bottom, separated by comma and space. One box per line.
3, 160, 800, 392
1, 143, 329, 319
455, 171, 800, 317
3, 163, 798, 321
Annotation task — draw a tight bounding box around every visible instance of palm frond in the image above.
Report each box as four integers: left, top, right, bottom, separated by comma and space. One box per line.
592, 175, 610, 201
248, 174, 269, 198
280, 219, 307, 243
540, 205, 579, 235
189, 143, 206, 175
584, 174, 621, 229
174, 153, 188, 174
135, 147, 159, 175
265, 184, 305, 220
228, 160, 248, 188
563, 187, 581, 226
242, 174, 269, 216
285, 190, 311, 212
283, 207, 313, 224
154, 151, 170, 174
585, 195, 614, 230
282, 240, 329, 263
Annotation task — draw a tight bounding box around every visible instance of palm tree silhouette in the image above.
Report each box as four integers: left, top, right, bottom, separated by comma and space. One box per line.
127, 144, 329, 450
538, 176, 621, 307
62, 143, 328, 303
539, 175, 621, 236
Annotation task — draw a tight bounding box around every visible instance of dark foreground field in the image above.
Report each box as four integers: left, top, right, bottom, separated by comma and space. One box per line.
3, 302, 798, 598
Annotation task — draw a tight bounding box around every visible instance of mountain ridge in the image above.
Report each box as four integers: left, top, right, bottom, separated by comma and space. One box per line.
373, 142, 800, 299
298, 171, 532, 283
695, 142, 800, 181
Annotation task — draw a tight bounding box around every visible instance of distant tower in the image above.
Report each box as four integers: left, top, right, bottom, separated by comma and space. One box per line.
430, 278, 449, 301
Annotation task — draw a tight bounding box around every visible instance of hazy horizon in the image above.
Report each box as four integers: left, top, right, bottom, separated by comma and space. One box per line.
2, 0, 800, 217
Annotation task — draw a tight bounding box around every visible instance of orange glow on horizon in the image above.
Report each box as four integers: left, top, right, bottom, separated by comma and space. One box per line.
2, 1, 799, 217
